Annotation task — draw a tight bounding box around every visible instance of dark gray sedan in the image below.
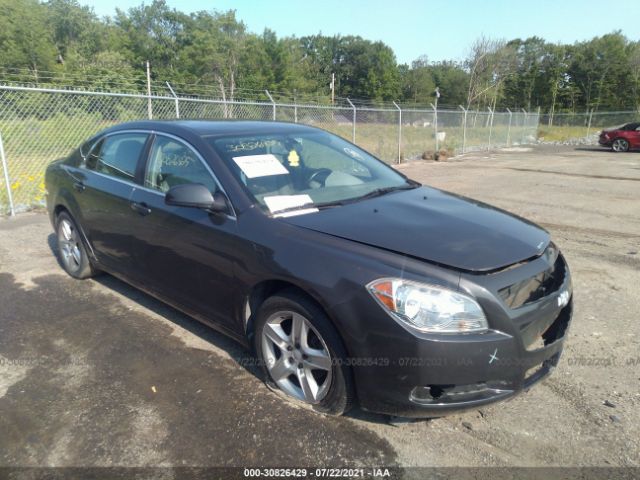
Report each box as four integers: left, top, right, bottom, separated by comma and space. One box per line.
45, 120, 572, 417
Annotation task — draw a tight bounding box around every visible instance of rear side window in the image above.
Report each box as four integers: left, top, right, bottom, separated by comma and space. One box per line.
85, 133, 148, 181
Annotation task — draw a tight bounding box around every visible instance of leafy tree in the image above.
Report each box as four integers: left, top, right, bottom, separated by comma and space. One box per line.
0, 0, 638, 113
300, 35, 400, 101
114, 0, 189, 76
178, 10, 247, 108
0, 0, 57, 80
46, 0, 103, 63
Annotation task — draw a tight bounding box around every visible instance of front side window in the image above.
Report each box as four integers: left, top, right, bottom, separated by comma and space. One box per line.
208, 130, 414, 214
144, 136, 218, 193
85, 133, 148, 181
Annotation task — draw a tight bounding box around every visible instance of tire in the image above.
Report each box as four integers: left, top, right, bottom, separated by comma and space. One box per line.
611, 138, 629, 152
254, 289, 355, 415
55, 211, 98, 279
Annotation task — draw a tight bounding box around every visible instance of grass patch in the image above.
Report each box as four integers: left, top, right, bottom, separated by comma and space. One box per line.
537, 125, 592, 142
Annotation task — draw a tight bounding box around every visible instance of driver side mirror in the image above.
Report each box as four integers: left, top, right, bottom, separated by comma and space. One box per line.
165, 183, 229, 214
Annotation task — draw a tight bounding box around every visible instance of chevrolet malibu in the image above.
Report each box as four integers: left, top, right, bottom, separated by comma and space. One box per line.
45, 121, 573, 417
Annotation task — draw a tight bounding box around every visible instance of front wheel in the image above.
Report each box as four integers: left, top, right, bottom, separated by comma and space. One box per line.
55, 211, 98, 279
611, 138, 629, 152
254, 290, 354, 415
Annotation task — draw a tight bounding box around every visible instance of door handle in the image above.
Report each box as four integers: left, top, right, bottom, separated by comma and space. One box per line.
73, 181, 85, 192
131, 201, 151, 216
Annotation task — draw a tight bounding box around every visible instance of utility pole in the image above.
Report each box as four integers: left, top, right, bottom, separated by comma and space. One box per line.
146, 60, 153, 120
330, 73, 335, 105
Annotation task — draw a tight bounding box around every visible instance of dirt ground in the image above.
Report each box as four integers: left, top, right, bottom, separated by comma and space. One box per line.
0, 145, 639, 471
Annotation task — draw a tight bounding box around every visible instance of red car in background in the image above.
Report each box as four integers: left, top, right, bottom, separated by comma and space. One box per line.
598, 122, 640, 152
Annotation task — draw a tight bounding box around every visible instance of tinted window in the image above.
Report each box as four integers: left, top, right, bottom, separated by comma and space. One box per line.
144, 136, 218, 193
85, 133, 148, 181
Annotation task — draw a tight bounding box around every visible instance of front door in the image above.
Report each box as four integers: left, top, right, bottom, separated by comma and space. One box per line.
128, 134, 241, 332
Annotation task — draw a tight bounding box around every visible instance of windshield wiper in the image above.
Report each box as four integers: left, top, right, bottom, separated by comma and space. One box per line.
353, 182, 420, 201
271, 200, 344, 216
270, 181, 421, 216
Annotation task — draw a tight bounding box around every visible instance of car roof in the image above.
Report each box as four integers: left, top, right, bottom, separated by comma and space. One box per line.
107, 120, 321, 139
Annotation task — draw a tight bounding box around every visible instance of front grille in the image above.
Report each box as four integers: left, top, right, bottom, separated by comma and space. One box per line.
498, 247, 566, 309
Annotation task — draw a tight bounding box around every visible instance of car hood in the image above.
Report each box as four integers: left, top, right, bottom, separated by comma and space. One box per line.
280, 186, 549, 272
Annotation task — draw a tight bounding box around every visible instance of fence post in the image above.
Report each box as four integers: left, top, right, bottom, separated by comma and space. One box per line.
393, 102, 402, 163
521, 109, 527, 144
506, 108, 513, 146
0, 132, 15, 217
431, 103, 438, 152
488, 106, 494, 150
146, 60, 153, 120
265, 90, 276, 121
586, 108, 594, 138
458, 105, 467, 154
347, 98, 356, 143
166, 82, 180, 119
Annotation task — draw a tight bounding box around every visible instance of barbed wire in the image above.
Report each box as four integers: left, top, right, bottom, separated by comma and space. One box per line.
1, 67, 637, 114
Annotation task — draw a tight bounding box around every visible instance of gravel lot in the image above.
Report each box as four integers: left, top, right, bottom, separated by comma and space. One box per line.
0, 145, 639, 471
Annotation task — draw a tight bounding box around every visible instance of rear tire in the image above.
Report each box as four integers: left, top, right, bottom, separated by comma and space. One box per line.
55, 211, 98, 279
254, 289, 354, 415
611, 138, 629, 152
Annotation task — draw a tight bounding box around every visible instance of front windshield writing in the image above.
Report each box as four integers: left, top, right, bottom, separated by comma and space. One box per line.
208, 131, 410, 214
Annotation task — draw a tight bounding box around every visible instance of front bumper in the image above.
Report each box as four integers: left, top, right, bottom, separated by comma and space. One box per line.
331, 253, 573, 418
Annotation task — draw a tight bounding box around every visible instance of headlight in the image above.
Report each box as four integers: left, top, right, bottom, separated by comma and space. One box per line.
367, 278, 488, 334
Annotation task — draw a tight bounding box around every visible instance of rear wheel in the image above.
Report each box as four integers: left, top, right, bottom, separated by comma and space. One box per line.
254, 290, 354, 415
611, 138, 629, 152
55, 211, 97, 279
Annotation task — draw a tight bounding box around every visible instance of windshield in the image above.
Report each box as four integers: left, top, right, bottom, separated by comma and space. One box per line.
207, 130, 415, 215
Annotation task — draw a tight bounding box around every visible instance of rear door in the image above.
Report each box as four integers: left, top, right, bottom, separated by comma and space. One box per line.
72, 131, 151, 273
128, 133, 242, 331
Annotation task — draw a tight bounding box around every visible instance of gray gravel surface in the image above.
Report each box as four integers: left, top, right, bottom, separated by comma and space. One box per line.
1, 145, 638, 468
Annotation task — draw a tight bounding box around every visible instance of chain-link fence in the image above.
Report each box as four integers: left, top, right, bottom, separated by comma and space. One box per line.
0, 84, 541, 215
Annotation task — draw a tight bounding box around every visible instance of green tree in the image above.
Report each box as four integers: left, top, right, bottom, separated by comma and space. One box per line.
0, 0, 57, 80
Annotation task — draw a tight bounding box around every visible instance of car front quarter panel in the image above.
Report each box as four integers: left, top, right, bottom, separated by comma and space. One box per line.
235, 209, 463, 352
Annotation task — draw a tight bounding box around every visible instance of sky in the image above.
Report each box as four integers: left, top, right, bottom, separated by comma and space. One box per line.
82, 0, 640, 65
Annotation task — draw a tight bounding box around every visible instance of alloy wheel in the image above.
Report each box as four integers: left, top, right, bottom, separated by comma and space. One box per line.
261, 310, 333, 404
58, 218, 82, 273
612, 139, 628, 152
